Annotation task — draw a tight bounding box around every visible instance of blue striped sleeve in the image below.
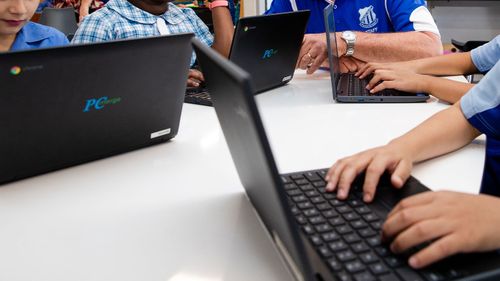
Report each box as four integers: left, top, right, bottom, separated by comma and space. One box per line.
461, 60, 500, 138
471, 35, 500, 73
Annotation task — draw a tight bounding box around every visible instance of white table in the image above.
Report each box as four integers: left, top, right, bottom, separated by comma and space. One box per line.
0, 71, 483, 281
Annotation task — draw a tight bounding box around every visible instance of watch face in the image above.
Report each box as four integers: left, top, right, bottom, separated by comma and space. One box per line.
343, 31, 355, 41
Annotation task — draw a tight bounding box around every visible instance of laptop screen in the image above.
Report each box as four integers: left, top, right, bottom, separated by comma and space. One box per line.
323, 3, 341, 98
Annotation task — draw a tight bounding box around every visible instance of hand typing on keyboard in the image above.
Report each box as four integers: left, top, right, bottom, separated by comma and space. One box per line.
382, 191, 500, 269
187, 69, 205, 87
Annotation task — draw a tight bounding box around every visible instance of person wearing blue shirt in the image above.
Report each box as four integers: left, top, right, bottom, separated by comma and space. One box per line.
323, 36, 500, 269
0, 0, 68, 52
72, 0, 233, 87
267, 0, 442, 74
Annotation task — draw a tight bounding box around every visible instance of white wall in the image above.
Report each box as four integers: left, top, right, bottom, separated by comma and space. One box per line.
430, 6, 500, 43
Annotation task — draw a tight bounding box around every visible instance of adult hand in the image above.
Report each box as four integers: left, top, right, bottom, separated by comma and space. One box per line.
297, 33, 329, 74
338, 57, 366, 73
187, 69, 204, 87
325, 142, 413, 202
365, 69, 429, 94
356, 61, 415, 79
383, 191, 500, 269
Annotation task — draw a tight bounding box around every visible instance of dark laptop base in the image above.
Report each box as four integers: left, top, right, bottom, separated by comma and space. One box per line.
336, 74, 430, 103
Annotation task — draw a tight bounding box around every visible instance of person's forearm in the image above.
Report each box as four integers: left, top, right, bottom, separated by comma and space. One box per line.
390, 102, 480, 163
411, 52, 478, 76
351, 31, 442, 62
422, 76, 475, 103
210, 6, 233, 58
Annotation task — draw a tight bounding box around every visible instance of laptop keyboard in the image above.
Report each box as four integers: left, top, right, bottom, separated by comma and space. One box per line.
345, 74, 403, 97
185, 87, 213, 106
281, 169, 463, 281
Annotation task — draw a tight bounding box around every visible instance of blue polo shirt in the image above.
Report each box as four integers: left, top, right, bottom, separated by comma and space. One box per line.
461, 35, 500, 196
10, 22, 69, 51
265, 0, 439, 35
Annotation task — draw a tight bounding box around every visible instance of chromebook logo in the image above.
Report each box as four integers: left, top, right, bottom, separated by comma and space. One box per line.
83, 96, 122, 112
10, 66, 21, 75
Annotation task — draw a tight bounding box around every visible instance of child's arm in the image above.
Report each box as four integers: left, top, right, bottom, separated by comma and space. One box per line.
325, 102, 480, 202
210, 5, 234, 58
357, 52, 478, 78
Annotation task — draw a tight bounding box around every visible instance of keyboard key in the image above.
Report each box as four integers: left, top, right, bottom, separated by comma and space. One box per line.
324, 193, 336, 199
336, 271, 353, 281
343, 212, 361, 221
395, 268, 424, 281
322, 209, 338, 218
374, 246, 390, 257
292, 195, 307, 203
297, 201, 313, 209
317, 170, 327, 179
284, 183, 297, 190
359, 228, 376, 238
309, 215, 326, 225
363, 213, 379, 222
367, 236, 381, 247
281, 176, 291, 184
360, 251, 379, 264
370, 262, 389, 275
287, 189, 302, 196
379, 273, 401, 281
352, 242, 370, 253
290, 174, 304, 180
329, 217, 345, 226
295, 215, 307, 225
421, 271, 445, 281
295, 179, 309, 185
313, 181, 326, 188
337, 206, 352, 213
327, 257, 343, 271
351, 220, 368, 229
348, 199, 363, 208
344, 233, 361, 243
355, 206, 371, 214
337, 250, 356, 262
311, 197, 326, 204
330, 199, 346, 207
290, 206, 300, 215
346, 260, 366, 273
303, 208, 319, 217
371, 221, 383, 230
305, 190, 320, 197
303, 224, 315, 235
322, 232, 340, 242
329, 241, 348, 252
336, 225, 353, 235
310, 235, 323, 246
354, 271, 376, 281
305, 171, 322, 182
315, 223, 333, 233
299, 184, 314, 191
385, 256, 403, 268
318, 245, 334, 258
317, 202, 331, 211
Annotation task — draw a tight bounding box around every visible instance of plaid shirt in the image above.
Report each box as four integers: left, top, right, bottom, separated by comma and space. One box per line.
71, 0, 213, 66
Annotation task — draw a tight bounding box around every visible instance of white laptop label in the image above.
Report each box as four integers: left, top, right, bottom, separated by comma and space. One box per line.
151, 128, 171, 139
282, 75, 292, 82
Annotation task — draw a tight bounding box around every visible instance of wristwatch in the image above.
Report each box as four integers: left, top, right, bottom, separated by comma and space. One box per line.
341, 31, 356, 57
206, 0, 229, 10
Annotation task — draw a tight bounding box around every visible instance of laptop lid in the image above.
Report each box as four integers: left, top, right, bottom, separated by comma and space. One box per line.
193, 38, 315, 281
229, 11, 310, 93
323, 3, 429, 103
0, 34, 193, 184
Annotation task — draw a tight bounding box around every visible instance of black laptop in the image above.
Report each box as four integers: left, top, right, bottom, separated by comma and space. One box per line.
324, 4, 429, 103
0, 34, 193, 184
185, 10, 310, 106
192, 38, 500, 281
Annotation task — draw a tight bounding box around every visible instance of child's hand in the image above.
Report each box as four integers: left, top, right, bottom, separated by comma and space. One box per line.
325, 142, 414, 202
365, 70, 429, 95
383, 191, 500, 268
187, 69, 204, 87
356, 61, 415, 79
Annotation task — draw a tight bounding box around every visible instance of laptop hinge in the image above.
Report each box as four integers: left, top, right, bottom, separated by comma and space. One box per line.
273, 231, 305, 281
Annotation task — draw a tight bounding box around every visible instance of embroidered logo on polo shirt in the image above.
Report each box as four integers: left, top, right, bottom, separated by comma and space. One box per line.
358, 5, 378, 29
